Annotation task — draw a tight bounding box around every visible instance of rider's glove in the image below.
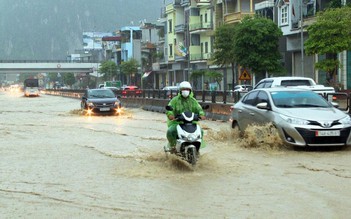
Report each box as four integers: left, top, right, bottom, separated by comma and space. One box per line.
168, 115, 175, 120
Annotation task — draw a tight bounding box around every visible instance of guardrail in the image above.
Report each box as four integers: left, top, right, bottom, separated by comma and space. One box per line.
42, 89, 351, 114
43, 88, 244, 104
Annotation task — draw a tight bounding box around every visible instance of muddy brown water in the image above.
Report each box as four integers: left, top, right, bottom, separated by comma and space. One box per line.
1, 91, 351, 218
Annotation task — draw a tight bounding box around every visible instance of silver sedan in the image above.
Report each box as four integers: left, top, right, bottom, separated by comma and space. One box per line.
230, 87, 351, 147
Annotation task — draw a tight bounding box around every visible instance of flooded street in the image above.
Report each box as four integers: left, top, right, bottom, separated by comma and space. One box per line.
1, 91, 351, 218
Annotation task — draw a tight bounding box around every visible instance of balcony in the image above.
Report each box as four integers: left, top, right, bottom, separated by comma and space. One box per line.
175, 24, 186, 33
181, 0, 190, 6
224, 12, 255, 24
189, 22, 213, 33
190, 53, 212, 62
194, 0, 211, 6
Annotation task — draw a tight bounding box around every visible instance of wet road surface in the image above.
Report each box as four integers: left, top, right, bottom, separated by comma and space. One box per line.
1, 91, 351, 218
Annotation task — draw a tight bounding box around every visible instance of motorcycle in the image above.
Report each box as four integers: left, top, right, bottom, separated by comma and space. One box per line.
164, 105, 208, 166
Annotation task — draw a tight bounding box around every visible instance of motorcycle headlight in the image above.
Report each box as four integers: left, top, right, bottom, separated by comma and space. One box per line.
187, 134, 200, 141
339, 115, 351, 125
280, 114, 309, 125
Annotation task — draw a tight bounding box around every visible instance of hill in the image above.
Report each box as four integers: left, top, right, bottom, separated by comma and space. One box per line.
0, 0, 164, 60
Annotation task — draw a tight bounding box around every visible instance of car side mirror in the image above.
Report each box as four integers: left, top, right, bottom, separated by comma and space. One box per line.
257, 102, 269, 110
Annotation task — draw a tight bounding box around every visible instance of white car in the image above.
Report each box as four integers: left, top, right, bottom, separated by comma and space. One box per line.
230, 87, 351, 148
254, 76, 335, 97
233, 85, 253, 92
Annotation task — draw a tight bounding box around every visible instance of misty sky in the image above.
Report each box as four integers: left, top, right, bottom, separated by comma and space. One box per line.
0, 0, 165, 60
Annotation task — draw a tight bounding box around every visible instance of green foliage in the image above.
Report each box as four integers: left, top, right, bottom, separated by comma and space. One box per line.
98, 61, 117, 81
305, 7, 351, 85
233, 16, 284, 75
189, 70, 206, 80
212, 24, 236, 67
328, 0, 343, 8
48, 73, 58, 82
119, 58, 139, 75
62, 73, 76, 86
206, 71, 223, 82
315, 59, 339, 72
305, 7, 351, 55
205, 71, 223, 89
18, 73, 38, 83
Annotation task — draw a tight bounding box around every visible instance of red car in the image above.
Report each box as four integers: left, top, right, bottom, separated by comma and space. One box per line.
121, 86, 142, 96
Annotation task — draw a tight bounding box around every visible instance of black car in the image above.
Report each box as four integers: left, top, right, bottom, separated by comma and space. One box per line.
81, 89, 121, 115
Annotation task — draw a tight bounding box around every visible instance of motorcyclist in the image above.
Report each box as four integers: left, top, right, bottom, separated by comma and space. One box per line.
165, 81, 206, 152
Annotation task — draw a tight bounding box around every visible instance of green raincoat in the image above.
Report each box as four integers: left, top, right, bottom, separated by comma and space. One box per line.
166, 92, 205, 149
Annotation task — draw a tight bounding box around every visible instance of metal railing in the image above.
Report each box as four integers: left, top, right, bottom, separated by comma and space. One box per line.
43, 89, 351, 113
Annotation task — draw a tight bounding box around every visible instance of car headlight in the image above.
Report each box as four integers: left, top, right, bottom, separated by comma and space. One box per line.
114, 101, 120, 106
87, 102, 94, 107
339, 115, 351, 125
280, 114, 309, 125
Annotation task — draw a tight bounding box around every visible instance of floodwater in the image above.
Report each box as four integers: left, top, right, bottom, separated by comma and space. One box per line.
1, 90, 351, 218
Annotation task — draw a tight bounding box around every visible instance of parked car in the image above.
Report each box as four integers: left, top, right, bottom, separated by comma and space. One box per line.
162, 86, 179, 98
230, 87, 351, 148
103, 86, 120, 96
121, 85, 142, 96
253, 77, 335, 98
81, 88, 121, 115
233, 85, 253, 92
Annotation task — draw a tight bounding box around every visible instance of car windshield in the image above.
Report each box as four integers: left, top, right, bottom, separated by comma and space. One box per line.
87, 89, 115, 98
271, 90, 330, 108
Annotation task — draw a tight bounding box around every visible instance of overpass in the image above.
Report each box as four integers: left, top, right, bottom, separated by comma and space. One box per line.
0, 60, 100, 75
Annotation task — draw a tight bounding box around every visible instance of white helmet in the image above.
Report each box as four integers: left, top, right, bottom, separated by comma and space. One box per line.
179, 81, 192, 90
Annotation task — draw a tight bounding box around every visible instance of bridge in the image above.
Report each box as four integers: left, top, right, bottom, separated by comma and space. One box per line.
0, 60, 100, 74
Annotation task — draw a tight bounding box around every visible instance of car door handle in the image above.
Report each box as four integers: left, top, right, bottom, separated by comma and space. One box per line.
249, 113, 255, 116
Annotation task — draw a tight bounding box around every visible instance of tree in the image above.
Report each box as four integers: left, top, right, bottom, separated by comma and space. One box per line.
47, 73, 59, 84
62, 73, 76, 87
189, 70, 206, 90
18, 73, 37, 83
119, 58, 139, 85
304, 7, 351, 87
233, 16, 285, 78
98, 61, 117, 81
212, 24, 236, 90
205, 71, 223, 90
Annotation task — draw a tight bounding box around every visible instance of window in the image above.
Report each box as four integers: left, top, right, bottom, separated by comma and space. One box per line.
281, 5, 288, 25
205, 42, 208, 53
169, 44, 173, 57
168, 20, 172, 33
242, 91, 259, 106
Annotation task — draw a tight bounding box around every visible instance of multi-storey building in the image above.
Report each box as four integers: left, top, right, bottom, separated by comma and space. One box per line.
275, 0, 351, 89
157, 0, 219, 89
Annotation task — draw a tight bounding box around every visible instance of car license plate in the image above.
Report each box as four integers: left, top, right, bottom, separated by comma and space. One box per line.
100, 107, 110, 111
315, 130, 340, 136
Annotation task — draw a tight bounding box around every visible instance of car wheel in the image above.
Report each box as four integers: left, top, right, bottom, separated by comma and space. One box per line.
231, 121, 243, 137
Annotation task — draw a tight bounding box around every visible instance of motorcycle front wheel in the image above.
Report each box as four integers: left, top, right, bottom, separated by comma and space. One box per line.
187, 147, 197, 166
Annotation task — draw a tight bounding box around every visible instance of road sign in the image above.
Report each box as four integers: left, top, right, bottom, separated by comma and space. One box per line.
239, 69, 251, 80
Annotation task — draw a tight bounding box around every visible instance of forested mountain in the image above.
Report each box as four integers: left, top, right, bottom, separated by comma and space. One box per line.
0, 0, 164, 60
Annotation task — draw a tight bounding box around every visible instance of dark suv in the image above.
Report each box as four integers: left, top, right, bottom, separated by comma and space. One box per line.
81, 89, 121, 115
